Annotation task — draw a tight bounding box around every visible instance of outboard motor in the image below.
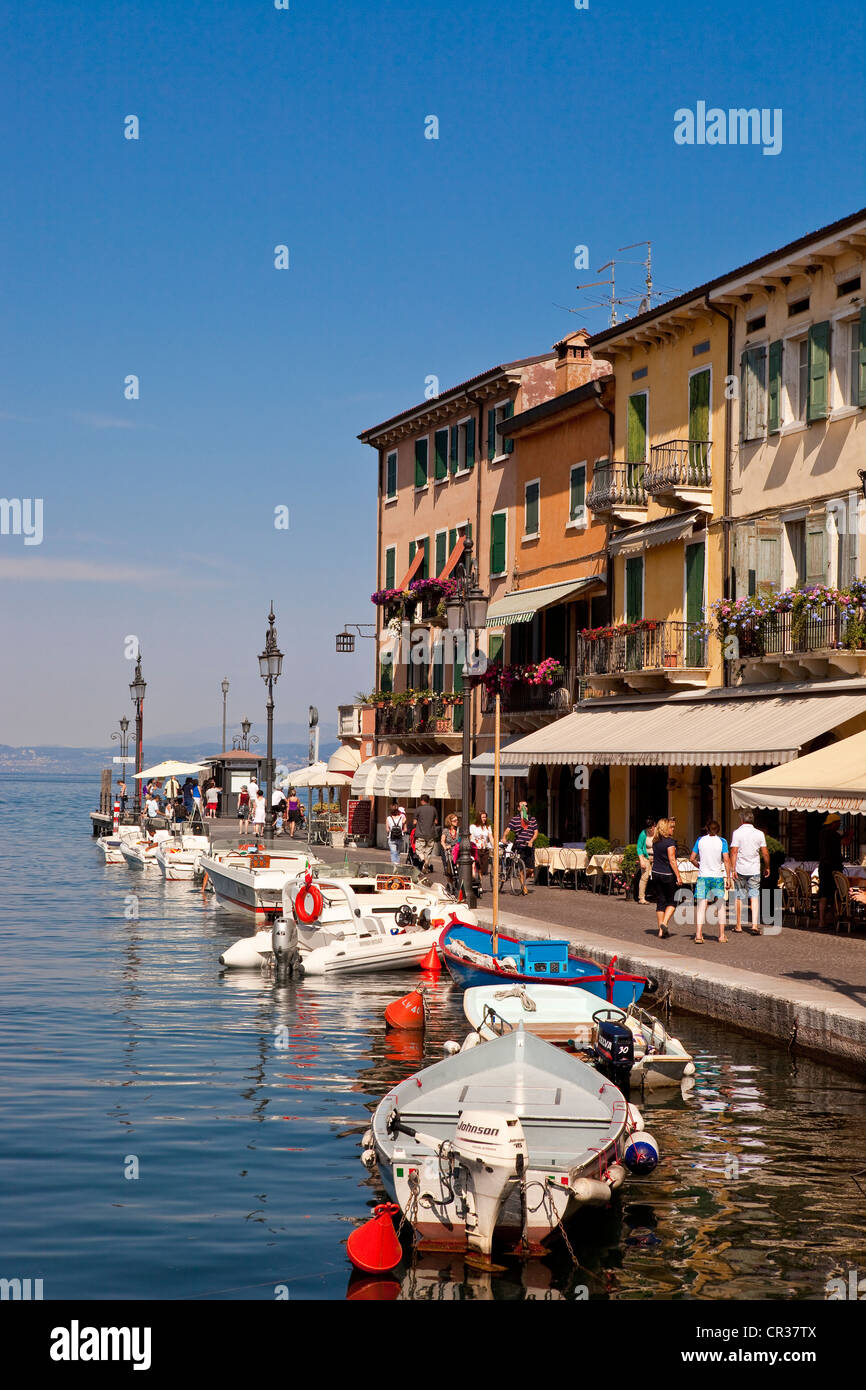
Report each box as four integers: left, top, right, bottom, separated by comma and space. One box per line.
595, 1018, 634, 1088
452, 1109, 527, 1258
271, 915, 304, 979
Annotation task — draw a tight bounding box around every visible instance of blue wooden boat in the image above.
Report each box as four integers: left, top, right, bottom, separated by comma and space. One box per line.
438, 919, 647, 1008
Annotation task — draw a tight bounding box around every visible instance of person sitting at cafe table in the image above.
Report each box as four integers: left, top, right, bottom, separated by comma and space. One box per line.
817, 812, 845, 930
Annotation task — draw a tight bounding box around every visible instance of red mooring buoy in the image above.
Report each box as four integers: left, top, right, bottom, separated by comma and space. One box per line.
385, 988, 426, 1030
420, 945, 441, 974
347, 1203, 403, 1274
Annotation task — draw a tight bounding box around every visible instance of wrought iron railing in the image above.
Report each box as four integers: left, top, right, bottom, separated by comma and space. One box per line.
587, 460, 647, 512
481, 669, 576, 715
730, 604, 853, 659
577, 621, 708, 675
375, 696, 463, 737
646, 438, 712, 492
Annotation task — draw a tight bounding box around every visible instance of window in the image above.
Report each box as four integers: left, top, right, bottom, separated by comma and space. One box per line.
384, 546, 396, 590
434, 429, 449, 482
414, 437, 429, 488
385, 451, 398, 499
490, 511, 507, 576
434, 530, 447, 576
448, 521, 472, 555
746, 314, 766, 332
569, 463, 587, 525
768, 341, 783, 434
837, 275, 861, 297
524, 480, 540, 538
626, 392, 647, 488
740, 345, 767, 441
788, 297, 810, 317
692, 339, 710, 357
784, 518, 806, 587
487, 401, 514, 460
450, 418, 476, 473
849, 319, 863, 407
625, 556, 643, 622
797, 338, 809, 421
632, 366, 648, 380
409, 536, 429, 579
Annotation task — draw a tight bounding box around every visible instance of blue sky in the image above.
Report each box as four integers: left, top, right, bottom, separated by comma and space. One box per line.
1, 0, 863, 746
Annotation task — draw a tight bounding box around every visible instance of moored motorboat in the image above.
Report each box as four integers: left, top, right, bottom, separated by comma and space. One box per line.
155, 833, 211, 880
199, 845, 322, 921
439, 920, 647, 1008
119, 830, 172, 870
462, 983, 695, 1089
219, 873, 465, 972
97, 825, 142, 864
362, 1028, 658, 1258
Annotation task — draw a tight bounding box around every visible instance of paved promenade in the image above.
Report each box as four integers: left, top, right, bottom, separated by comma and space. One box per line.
315, 842, 866, 1070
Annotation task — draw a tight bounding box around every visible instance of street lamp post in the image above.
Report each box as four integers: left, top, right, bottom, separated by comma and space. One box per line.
221, 677, 230, 754
445, 539, 489, 906
111, 715, 131, 814
258, 603, 284, 842
129, 655, 147, 815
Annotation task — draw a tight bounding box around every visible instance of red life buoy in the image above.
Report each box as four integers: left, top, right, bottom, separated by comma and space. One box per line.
295, 881, 324, 923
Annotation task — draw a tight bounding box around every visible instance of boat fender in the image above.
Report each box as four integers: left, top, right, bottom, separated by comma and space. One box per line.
295, 877, 324, 924
683, 1060, 696, 1077
499, 956, 519, 973
626, 1105, 644, 1134
623, 1131, 660, 1176
346, 1203, 402, 1274
606, 1164, 627, 1191
571, 1177, 613, 1206
360, 1148, 377, 1170
459, 1031, 482, 1052
362, 1129, 374, 1149
442, 1040, 461, 1055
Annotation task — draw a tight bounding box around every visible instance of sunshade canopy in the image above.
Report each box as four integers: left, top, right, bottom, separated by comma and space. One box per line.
499, 692, 866, 768
486, 575, 603, 628
470, 742, 530, 778
135, 760, 206, 779
350, 754, 463, 800
287, 761, 351, 788
731, 730, 866, 814
608, 510, 702, 556
327, 744, 361, 775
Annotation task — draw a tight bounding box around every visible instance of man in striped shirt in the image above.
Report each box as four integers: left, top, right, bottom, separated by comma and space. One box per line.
502, 802, 539, 891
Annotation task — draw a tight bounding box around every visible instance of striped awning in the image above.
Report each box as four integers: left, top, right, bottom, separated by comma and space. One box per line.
350, 754, 462, 799
498, 691, 866, 768
351, 755, 403, 797
486, 575, 604, 628
608, 510, 702, 557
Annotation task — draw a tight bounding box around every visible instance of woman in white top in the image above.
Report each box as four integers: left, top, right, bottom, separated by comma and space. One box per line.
252, 792, 267, 835
470, 812, 494, 881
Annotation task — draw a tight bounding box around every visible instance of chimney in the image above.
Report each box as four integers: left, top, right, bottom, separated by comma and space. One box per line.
554, 330, 597, 394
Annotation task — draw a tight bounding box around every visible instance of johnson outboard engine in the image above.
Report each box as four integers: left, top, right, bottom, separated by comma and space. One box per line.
272, 915, 304, 979
594, 1014, 634, 1089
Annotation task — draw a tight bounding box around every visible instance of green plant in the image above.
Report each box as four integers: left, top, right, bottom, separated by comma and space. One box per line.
620, 843, 639, 878
764, 835, 784, 857
585, 835, 612, 858
535, 832, 550, 849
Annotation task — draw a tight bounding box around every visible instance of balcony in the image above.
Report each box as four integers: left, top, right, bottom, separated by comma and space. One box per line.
727, 604, 866, 685
481, 668, 575, 729
587, 460, 647, 523
645, 439, 712, 509
577, 621, 709, 693
375, 695, 464, 751
338, 704, 365, 738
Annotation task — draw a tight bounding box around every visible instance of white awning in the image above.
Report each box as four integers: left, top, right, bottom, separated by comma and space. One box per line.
327, 744, 361, 776
608, 510, 702, 557
486, 575, 604, 628
731, 730, 866, 814
289, 760, 351, 788
350, 755, 403, 797
498, 691, 866, 768
470, 742, 530, 778
135, 760, 207, 779
422, 755, 464, 798
389, 759, 428, 798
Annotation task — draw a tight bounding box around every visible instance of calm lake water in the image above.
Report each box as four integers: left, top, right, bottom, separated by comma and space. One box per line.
1, 774, 865, 1301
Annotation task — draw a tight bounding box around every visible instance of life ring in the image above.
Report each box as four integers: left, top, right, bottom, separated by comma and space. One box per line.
295, 882, 324, 923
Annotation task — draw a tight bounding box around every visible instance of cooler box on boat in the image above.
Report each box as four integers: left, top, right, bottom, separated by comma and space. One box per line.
520, 940, 570, 976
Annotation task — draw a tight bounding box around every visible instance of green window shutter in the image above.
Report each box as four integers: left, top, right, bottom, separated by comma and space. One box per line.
858, 307, 866, 408
570, 465, 586, 520
757, 534, 780, 592
414, 438, 428, 487
688, 370, 710, 440
419, 537, 429, 579
626, 394, 647, 463
408, 540, 416, 571
432, 642, 444, 693
768, 341, 783, 434
807, 322, 830, 422
490, 513, 506, 575
806, 522, 826, 586
379, 661, 393, 693
386, 451, 397, 497
435, 532, 447, 576
434, 429, 448, 481
739, 350, 748, 439
503, 400, 514, 454
465, 417, 476, 468
488, 633, 503, 666
525, 482, 539, 535
625, 556, 643, 621
385, 546, 395, 590
448, 527, 457, 554
487, 407, 497, 460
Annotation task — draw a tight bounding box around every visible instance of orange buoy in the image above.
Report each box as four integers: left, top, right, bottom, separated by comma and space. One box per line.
385, 988, 426, 1031
420, 944, 441, 974
346, 1203, 403, 1274
346, 1272, 401, 1301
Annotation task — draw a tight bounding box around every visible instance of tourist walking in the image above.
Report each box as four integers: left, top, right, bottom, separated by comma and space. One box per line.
190, 781, 203, 823
205, 782, 220, 819
412, 795, 439, 877
636, 818, 655, 904
690, 820, 731, 943
386, 802, 406, 866
817, 812, 844, 930
252, 790, 267, 837
503, 802, 539, 894
272, 786, 287, 835
182, 778, 194, 815
471, 811, 494, 883
286, 788, 302, 839
730, 809, 769, 934
440, 815, 461, 886
651, 817, 682, 937
236, 784, 251, 834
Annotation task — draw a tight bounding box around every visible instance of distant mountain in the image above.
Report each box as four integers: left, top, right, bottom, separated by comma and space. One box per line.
0, 737, 338, 778
153, 721, 337, 747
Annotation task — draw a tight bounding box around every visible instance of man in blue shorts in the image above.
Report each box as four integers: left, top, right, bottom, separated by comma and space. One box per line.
690, 819, 731, 943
